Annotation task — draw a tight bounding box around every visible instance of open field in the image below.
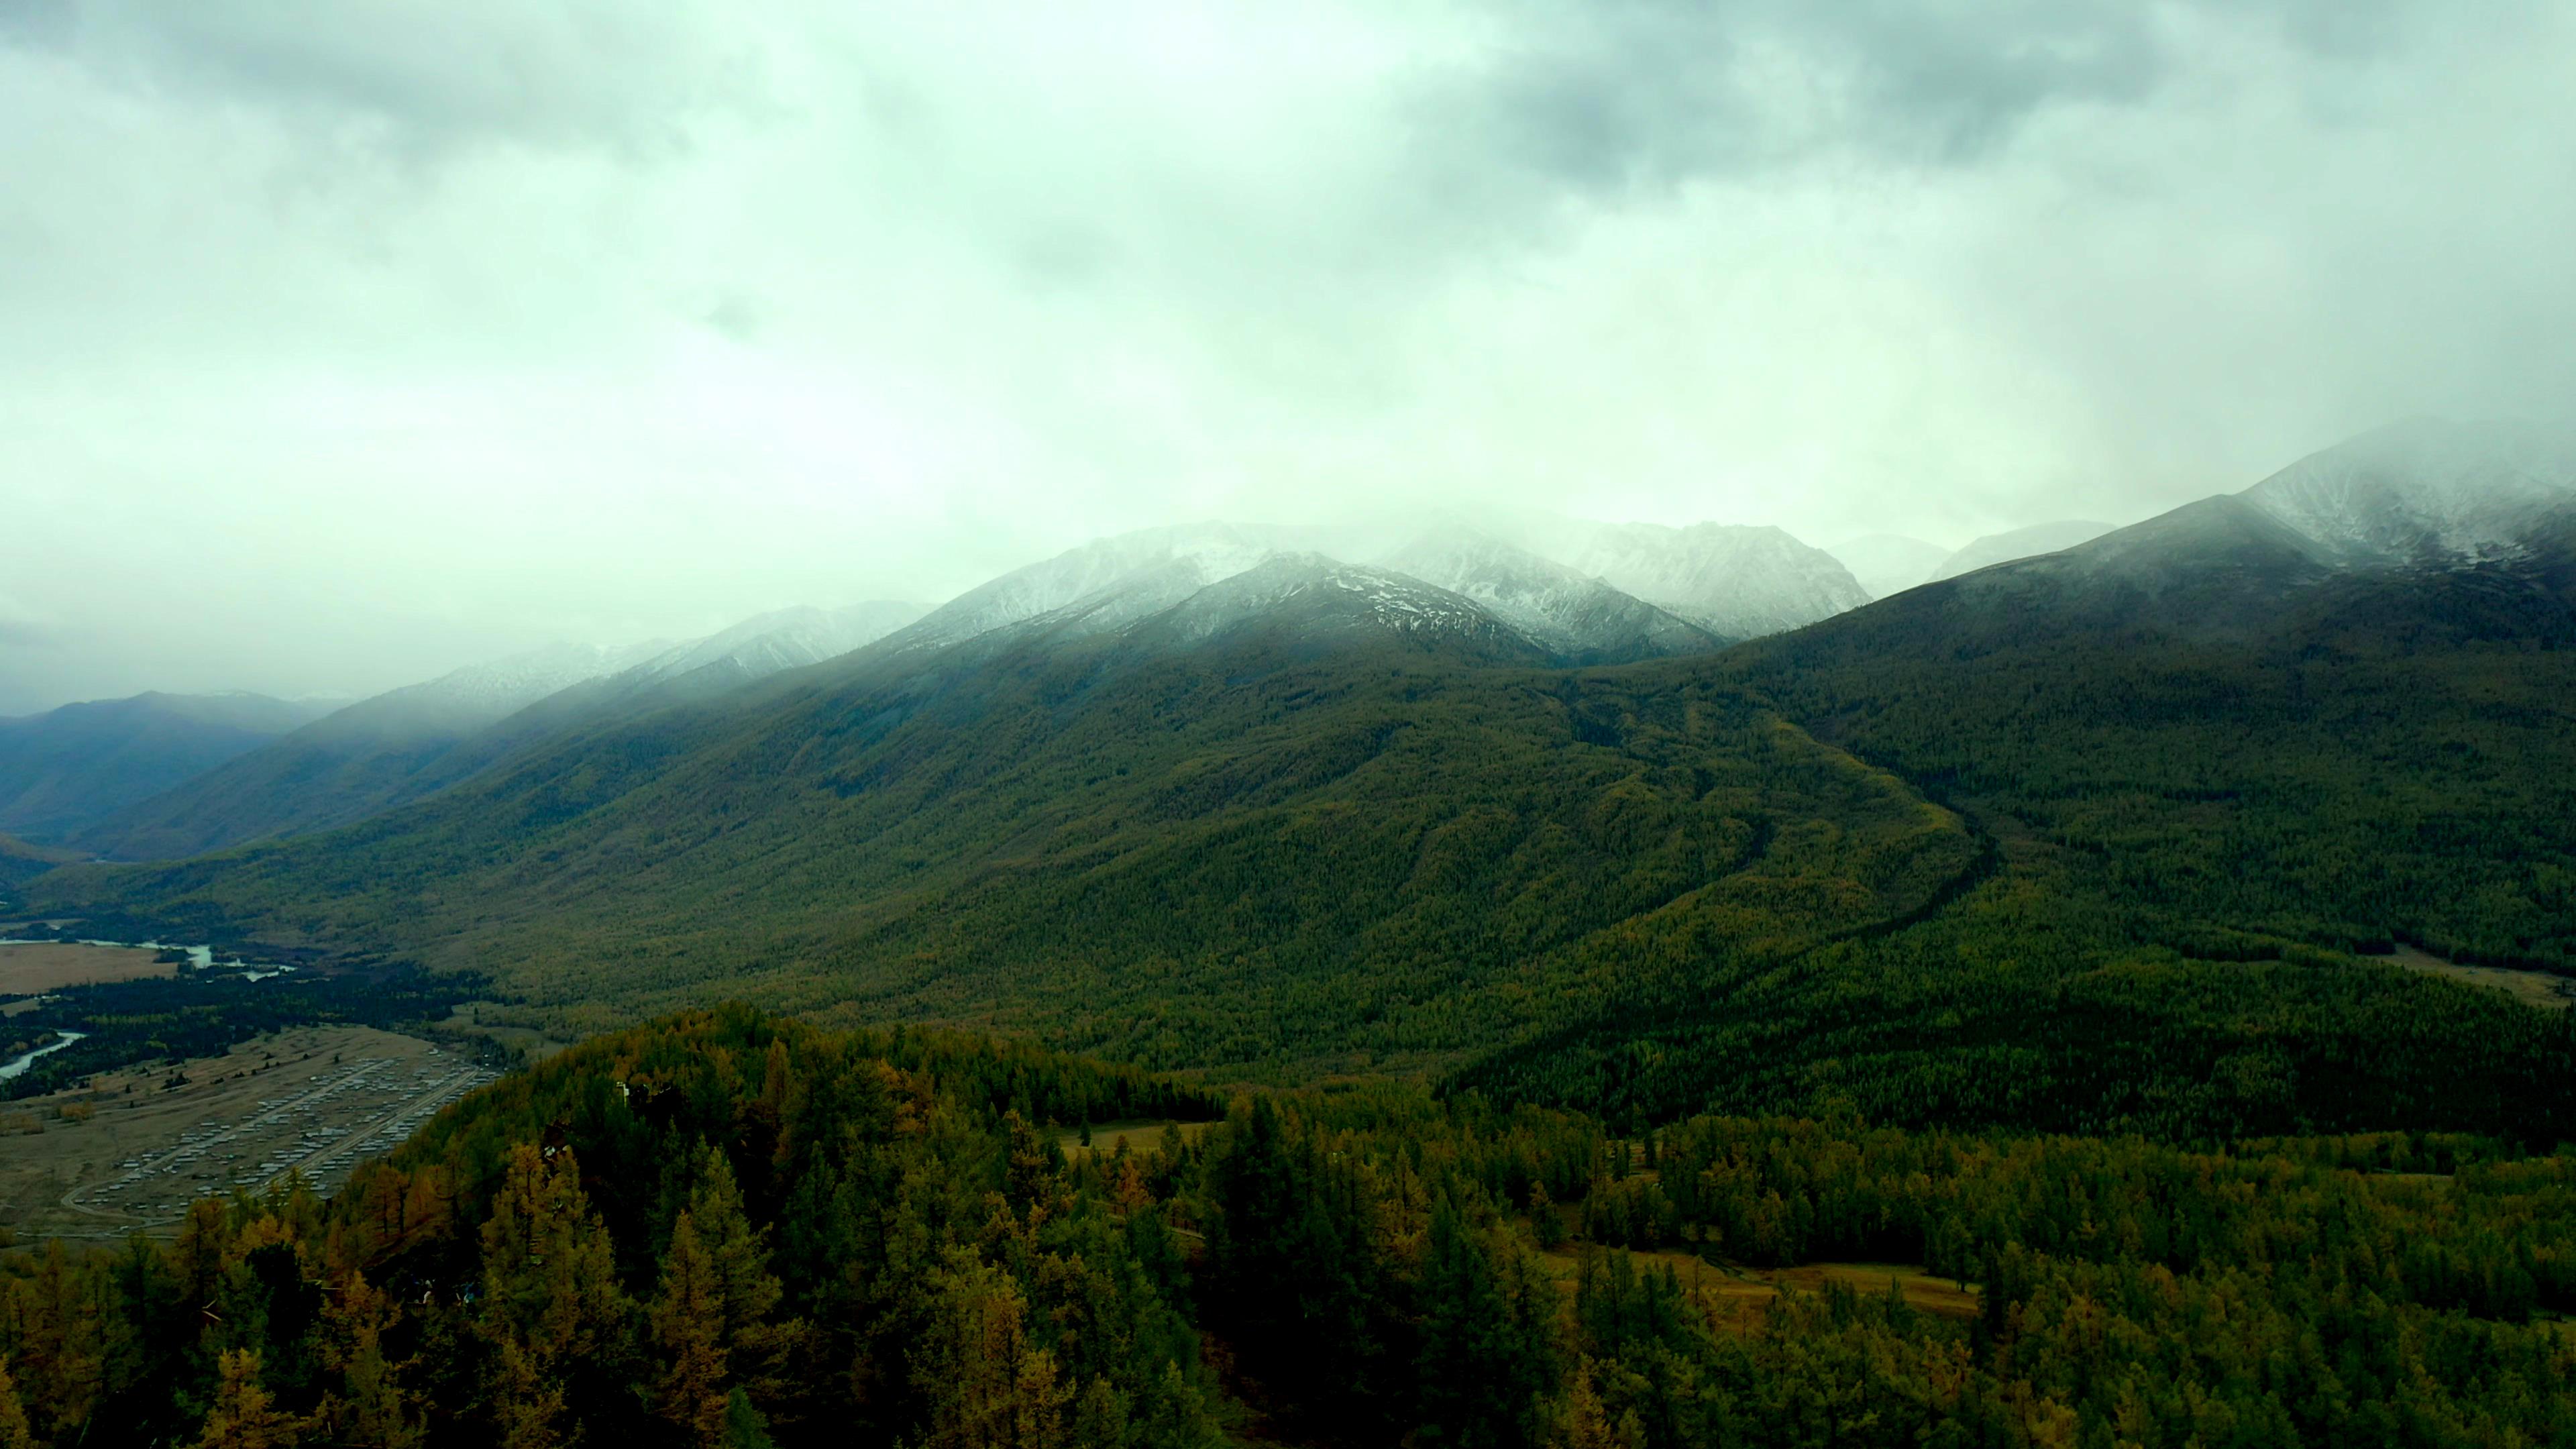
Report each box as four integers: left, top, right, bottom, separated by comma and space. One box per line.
0, 941, 175, 993
0, 1024, 496, 1241
1538, 1246, 1980, 1327
1056, 1118, 1216, 1162
2389, 945, 2576, 1010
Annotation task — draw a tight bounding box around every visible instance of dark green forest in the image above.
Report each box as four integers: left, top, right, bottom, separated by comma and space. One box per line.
25, 547, 2576, 1140
5, 1009, 2573, 1448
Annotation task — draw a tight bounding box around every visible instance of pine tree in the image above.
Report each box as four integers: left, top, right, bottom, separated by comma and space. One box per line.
1417, 1201, 1552, 1449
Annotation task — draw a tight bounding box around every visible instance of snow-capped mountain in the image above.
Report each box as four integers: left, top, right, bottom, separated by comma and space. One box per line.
2239, 418, 2576, 567
1127, 555, 1548, 661
1533, 523, 1869, 640
1381, 531, 1722, 663
1826, 535, 1953, 600
889, 524, 1279, 655
361, 639, 678, 731
880, 515, 1858, 667
633, 602, 926, 684
1928, 522, 2117, 582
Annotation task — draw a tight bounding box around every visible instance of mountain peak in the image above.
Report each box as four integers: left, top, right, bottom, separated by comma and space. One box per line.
1383, 528, 1723, 663
2241, 417, 2576, 567
1126, 554, 1549, 662
1538, 520, 1869, 638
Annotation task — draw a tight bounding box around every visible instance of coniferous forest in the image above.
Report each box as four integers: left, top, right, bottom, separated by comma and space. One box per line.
4, 1008, 2572, 1448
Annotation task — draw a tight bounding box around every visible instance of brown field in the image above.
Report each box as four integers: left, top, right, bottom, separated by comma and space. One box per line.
0, 1024, 495, 1242
1538, 1246, 1980, 1328
0, 941, 176, 993
2387, 945, 2575, 1010
1056, 1118, 1217, 1162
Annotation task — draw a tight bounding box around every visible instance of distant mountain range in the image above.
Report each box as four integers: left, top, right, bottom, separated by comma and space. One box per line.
66, 602, 926, 861
3, 508, 1890, 863
25, 419, 2576, 1126
0, 691, 333, 844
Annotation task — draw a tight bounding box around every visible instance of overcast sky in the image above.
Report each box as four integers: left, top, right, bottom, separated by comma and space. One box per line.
5, 1, 2573, 712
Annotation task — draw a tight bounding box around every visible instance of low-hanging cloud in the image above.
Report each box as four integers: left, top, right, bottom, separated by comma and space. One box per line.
1, 0, 2571, 714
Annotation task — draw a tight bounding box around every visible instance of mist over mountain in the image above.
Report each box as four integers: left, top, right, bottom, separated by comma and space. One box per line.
0, 691, 331, 844
75, 603, 925, 860
2240, 416, 2576, 566
1926, 520, 2120, 582
1825, 534, 1954, 599
1381, 531, 1722, 663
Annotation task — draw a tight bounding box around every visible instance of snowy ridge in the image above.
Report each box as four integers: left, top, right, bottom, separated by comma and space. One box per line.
635, 601, 925, 682
2240, 419, 2576, 567
890, 523, 1280, 654
1538, 522, 1869, 639
376, 639, 675, 720
1136, 555, 1538, 655
1381, 530, 1720, 661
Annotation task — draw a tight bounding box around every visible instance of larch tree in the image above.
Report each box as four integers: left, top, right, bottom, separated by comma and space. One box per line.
0, 1353, 30, 1449
195, 1348, 301, 1449
476, 1146, 632, 1449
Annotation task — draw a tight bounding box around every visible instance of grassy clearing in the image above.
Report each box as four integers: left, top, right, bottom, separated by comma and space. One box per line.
1536, 1246, 1980, 1329
1055, 1118, 1216, 1162
0, 941, 176, 993
2387, 945, 2575, 1010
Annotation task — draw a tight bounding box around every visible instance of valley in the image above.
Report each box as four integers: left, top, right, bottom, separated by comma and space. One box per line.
3, 422, 2574, 1446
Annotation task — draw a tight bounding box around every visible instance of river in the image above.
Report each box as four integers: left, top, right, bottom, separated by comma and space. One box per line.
1, 1029, 87, 1081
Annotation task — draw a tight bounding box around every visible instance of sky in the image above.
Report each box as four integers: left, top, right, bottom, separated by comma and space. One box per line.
4, 1, 2574, 713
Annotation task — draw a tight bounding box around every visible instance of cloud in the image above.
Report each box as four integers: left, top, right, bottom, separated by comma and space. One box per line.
0, 595, 60, 650
0, 0, 2571, 710
11, 1, 769, 159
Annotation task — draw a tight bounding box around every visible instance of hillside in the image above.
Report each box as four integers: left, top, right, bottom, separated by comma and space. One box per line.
78, 607, 922, 861
25, 423, 2576, 1137
0, 830, 75, 888
5, 1006, 2573, 1447
0, 690, 329, 843
1457, 456, 2576, 1130
32, 600, 1978, 1079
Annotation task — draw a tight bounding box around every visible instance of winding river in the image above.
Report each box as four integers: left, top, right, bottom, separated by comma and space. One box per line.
0, 1029, 87, 1081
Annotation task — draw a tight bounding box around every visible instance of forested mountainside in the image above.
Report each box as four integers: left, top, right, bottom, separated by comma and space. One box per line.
0, 833, 74, 888
1457, 499, 2576, 1132
21, 425, 2576, 1142
79, 607, 925, 863
0, 692, 329, 845
3, 1008, 2572, 1448
25, 619, 1978, 1076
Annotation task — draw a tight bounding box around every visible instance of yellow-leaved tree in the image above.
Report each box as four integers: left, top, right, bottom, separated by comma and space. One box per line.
477, 1146, 632, 1449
